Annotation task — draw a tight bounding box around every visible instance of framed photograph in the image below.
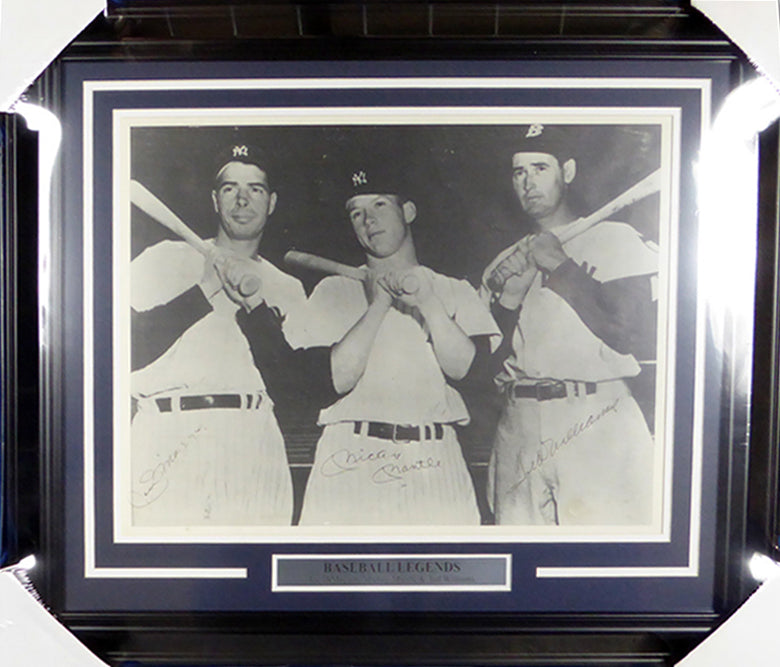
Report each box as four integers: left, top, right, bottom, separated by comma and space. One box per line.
26, 42, 770, 662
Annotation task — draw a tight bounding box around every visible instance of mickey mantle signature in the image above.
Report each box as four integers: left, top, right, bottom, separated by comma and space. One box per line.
321, 447, 443, 485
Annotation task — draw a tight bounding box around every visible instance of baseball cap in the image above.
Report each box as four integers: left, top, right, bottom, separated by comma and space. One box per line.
344, 160, 410, 204
512, 124, 577, 163
213, 143, 273, 184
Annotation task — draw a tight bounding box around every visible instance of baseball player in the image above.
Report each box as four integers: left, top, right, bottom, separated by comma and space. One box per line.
482, 124, 658, 526
129, 143, 305, 527
226, 161, 501, 525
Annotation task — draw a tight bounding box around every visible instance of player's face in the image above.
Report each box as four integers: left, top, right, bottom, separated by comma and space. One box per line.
212, 162, 277, 241
346, 194, 412, 258
511, 152, 567, 220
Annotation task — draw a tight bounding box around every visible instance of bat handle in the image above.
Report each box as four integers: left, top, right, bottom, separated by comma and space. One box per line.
485, 273, 502, 293
211, 252, 262, 298
238, 275, 261, 297
401, 273, 420, 295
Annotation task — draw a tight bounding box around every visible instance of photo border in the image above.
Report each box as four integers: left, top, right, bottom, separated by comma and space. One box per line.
52, 59, 736, 617
111, 104, 677, 546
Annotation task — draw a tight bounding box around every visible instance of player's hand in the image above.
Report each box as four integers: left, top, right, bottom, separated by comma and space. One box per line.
214, 255, 265, 312
489, 244, 529, 288
486, 238, 535, 309
498, 265, 537, 310
529, 232, 568, 273
487, 235, 533, 290
363, 268, 393, 309
380, 267, 434, 312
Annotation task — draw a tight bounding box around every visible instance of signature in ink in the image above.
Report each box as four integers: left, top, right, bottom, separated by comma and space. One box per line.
512, 399, 620, 489
319, 447, 443, 486
320, 447, 402, 477
131, 429, 202, 508
371, 457, 442, 485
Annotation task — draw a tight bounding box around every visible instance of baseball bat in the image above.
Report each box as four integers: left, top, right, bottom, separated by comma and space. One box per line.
284, 250, 420, 294
284, 250, 368, 282
487, 167, 662, 291
556, 167, 662, 244
130, 179, 260, 296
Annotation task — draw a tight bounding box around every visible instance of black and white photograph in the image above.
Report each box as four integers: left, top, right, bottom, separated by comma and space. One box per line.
114, 109, 674, 540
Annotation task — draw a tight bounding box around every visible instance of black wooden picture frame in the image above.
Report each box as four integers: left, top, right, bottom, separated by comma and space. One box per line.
4, 3, 776, 664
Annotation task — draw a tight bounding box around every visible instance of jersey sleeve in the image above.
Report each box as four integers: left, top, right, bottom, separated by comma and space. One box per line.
131, 285, 212, 370
236, 303, 338, 410
131, 241, 203, 311
255, 257, 307, 324
577, 222, 658, 282
545, 258, 656, 359
284, 276, 362, 350
450, 278, 503, 352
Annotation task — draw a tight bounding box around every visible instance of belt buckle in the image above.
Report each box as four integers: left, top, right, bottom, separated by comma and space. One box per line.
536, 380, 566, 401
392, 424, 414, 443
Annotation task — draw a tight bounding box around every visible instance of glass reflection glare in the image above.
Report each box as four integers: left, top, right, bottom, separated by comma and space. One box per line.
696, 77, 780, 385
17, 554, 36, 572
14, 102, 62, 351
749, 552, 780, 582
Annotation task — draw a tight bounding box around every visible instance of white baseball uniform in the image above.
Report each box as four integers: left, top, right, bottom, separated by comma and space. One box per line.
286, 267, 501, 526
484, 221, 658, 526
129, 239, 305, 527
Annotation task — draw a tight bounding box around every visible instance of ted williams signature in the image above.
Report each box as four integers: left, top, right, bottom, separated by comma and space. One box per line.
321, 447, 443, 485
512, 398, 620, 488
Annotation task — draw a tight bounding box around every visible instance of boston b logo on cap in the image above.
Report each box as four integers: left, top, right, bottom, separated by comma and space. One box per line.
514, 124, 576, 162
525, 124, 544, 139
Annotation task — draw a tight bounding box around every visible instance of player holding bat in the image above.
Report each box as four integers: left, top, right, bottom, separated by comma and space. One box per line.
482, 124, 658, 526
227, 160, 500, 525
129, 142, 305, 527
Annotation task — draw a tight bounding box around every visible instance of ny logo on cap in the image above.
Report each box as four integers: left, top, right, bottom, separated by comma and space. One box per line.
352, 170, 368, 187
525, 124, 544, 139
232, 145, 249, 157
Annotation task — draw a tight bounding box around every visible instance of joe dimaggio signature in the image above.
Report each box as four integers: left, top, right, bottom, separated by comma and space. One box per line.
131, 429, 201, 508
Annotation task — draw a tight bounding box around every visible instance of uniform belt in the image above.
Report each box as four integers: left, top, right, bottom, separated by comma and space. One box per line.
512, 380, 597, 402
155, 393, 263, 412
354, 421, 445, 442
